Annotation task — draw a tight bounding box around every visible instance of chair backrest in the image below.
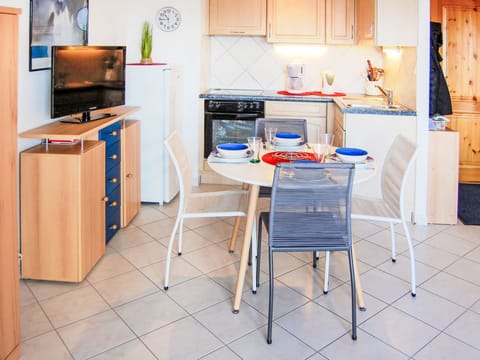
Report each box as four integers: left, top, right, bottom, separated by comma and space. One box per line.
164, 131, 193, 201
381, 135, 418, 218
268, 162, 355, 251
255, 118, 308, 143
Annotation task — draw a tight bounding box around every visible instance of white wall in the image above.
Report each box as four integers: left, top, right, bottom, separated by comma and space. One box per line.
209, 37, 384, 94
5, 0, 206, 183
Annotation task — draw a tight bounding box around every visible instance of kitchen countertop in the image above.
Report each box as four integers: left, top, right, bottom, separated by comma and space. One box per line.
199, 89, 416, 116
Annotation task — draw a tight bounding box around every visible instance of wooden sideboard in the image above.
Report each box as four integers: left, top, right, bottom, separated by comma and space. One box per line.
19, 106, 141, 282
0, 7, 21, 360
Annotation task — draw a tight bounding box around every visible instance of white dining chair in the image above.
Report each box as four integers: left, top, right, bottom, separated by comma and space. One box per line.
323, 134, 419, 297
163, 131, 257, 291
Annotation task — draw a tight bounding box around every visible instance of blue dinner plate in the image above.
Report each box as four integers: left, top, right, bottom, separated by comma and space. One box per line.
275, 132, 301, 139
217, 143, 248, 151
335, 147, 368, 156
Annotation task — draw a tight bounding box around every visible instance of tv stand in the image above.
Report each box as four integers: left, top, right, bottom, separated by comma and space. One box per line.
61, 111, 116, 124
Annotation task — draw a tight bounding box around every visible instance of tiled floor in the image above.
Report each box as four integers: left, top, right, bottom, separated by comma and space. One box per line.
19, 187, 480, 359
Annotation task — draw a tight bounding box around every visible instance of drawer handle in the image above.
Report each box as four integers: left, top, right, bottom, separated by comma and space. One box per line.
102, 196, 109, 202
109, 224, 118, 230
111, 130, 118, 136
126, 173, 133, 178
109, 201, 118, 207
110, 154, 118, 160
110, 177, 118, 183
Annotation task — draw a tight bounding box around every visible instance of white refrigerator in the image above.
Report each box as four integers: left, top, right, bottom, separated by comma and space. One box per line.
125, 64, 179, 204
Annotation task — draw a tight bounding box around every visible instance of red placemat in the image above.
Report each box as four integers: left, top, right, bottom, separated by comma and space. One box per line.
262, 151, 317, 165
277, 90, 346, 97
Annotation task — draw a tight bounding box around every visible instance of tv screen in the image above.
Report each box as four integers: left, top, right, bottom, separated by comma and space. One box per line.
51, 46, 126, 123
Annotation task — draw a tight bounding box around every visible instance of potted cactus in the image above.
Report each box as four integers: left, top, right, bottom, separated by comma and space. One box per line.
140, 21, 153, 64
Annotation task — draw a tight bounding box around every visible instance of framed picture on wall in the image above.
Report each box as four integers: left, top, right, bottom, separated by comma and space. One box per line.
29, 0, 89, 71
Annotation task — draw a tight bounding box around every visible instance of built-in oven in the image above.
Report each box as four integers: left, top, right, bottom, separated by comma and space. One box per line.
204, 99, 265, 158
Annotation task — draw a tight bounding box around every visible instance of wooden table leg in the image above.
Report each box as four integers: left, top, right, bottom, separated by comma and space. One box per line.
229, 183, 249, 253
232, 184, 260, 313
351, 243, 366, 311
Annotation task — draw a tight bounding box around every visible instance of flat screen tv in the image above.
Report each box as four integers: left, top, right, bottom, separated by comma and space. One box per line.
51, 45, 126, 123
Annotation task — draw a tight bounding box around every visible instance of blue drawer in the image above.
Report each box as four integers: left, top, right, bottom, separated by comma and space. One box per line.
106, 185, 121, 211
106, 207, 121, 243
105, 141, 121, 170
105, 163, 120, 194
99, 121, 121, 146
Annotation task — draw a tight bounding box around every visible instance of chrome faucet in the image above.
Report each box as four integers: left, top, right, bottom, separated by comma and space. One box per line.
376, 85, 394, 107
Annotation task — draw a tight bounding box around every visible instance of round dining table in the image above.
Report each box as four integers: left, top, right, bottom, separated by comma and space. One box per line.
208, 148, 376, 313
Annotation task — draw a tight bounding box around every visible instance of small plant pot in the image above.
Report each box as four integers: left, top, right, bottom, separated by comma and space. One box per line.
140, 58, 153, 64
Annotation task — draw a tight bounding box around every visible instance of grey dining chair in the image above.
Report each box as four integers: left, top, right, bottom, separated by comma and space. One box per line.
257, 162, 357, 344
228, 118, 309, 253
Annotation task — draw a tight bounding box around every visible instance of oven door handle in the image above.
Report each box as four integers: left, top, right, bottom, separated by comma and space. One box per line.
205, 112, 261, 120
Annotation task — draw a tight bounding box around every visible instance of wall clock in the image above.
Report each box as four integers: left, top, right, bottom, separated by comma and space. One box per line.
156, 6, 181, 32
76, 6, 88, 32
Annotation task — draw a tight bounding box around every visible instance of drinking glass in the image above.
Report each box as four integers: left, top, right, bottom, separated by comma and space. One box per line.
264, 127, 277, 150
247, 136, 262, 163
314, 133, 335, 162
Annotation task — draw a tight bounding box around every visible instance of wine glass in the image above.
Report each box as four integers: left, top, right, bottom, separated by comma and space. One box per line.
247, 136, 262, 163
314, 133, 335, 162
264, 127, 277, 150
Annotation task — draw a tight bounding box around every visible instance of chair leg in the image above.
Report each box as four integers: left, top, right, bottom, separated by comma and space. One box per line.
177, 218, 185, 256
256, 215, 263, 288
164, 215, 182, 290
251, 218, 257, 294
267, 248, 274, 344
348, 250, 357, 341
323, 251, 330, 294
312, 252, 317, 268
402, 219, 417, 297
390, 222, 397, 262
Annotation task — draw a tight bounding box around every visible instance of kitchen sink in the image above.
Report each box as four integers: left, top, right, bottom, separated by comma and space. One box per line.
339, 96, 411, 111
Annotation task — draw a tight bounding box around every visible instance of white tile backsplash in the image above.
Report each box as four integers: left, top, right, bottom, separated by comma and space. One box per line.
209, 36, 383, 93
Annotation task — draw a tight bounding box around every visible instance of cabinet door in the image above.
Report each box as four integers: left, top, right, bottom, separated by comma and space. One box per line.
356, 0, 374, 43
121, 120, 141, 227
325, 0, 355, 44
375, 0, 417, 46
0, 7, 20, 360
209, 0, 266, 35
427, 130, 459, 224
267, 0, 326, 43
21, 141, 105, 282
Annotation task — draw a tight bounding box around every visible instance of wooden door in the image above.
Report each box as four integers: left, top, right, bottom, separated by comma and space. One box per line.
0, 7, 20, 360
267, 0, 326, 43
209, 0, 266, 35
121, 120, 141, 227
440, 0, 480, 182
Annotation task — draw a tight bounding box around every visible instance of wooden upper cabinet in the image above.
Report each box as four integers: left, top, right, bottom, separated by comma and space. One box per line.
356, 0, 375, 43
209, 0, 266, 35
375, 0, 417, 46
326, 0, 355, 44
267, 0, 326, 43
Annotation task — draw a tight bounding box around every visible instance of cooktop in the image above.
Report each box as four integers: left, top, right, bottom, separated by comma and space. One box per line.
208, 88, 264, 96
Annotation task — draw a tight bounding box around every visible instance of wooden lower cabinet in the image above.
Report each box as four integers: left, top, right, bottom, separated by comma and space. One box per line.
21, 141, 106, 282
427, 130, 459, 224
265, 101, 331, 142
121, 120, 141, 227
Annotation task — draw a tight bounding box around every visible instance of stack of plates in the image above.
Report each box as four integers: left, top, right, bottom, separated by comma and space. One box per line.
335, 148, 368, 163
215, 143, 250, 159
274, 133, 304, 150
